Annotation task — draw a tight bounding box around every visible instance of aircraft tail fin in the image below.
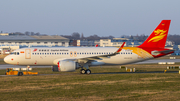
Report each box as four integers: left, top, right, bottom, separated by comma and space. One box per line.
138, 20, 171, 49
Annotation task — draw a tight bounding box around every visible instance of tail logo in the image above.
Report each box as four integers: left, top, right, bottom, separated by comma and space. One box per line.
148, 29, 167, 43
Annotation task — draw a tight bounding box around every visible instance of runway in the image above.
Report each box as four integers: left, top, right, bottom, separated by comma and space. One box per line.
0, 71, 178, 76
135, 59, 180, 64
0, 64, 51, 70
92, 71, 179, 74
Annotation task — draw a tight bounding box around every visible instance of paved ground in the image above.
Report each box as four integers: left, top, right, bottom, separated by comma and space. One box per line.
135, 59, 180, 64
0, 71, 178, 76
0, 65, 51, 70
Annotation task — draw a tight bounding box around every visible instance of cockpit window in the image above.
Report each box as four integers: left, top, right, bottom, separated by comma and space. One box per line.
10, 52, 20, 55
11, 52, 16, 55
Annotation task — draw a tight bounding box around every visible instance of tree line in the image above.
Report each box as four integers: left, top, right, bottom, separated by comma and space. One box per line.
62, 32, 180, 45
7, 31, 180, 45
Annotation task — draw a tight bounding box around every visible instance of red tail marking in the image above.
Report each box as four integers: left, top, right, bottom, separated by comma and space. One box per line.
138, 20, 171, 49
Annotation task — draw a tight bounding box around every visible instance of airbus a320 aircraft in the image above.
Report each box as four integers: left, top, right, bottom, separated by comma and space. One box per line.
4, 20, 174, 74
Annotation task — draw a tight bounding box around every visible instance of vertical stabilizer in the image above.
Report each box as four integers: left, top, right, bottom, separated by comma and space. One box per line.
138, 20, 171, 49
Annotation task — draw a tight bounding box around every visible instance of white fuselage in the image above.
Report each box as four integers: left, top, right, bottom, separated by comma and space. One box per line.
4, 47, 153, 66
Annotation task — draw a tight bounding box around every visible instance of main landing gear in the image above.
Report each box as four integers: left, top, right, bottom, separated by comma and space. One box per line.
80, 63, 91, 74
80, 69, 91, 74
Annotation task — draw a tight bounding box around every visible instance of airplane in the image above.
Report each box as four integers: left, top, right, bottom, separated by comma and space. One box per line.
4, 20, 174, 74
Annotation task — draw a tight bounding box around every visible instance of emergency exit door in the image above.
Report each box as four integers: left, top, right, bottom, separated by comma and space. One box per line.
25, 49, 31, 59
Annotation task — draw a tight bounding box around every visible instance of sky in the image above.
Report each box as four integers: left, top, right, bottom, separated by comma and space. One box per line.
0, 0, 180, 37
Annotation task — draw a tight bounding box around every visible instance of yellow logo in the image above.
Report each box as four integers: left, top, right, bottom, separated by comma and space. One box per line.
148, 29, 167, 42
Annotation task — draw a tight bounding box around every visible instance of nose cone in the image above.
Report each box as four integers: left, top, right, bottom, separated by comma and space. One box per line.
4, 56, 12, 64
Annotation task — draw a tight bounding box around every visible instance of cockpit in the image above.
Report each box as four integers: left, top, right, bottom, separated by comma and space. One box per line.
10, 52, 20, 55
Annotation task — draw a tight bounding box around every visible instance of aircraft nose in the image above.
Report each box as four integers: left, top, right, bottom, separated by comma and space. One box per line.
4, 56, 12, 64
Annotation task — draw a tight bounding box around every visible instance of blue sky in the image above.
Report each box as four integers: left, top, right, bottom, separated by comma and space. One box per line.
0, 0, 180, 37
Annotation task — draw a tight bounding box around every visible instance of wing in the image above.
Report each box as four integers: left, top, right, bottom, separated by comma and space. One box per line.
53, 42, 125, 65
78, 42, 125, 61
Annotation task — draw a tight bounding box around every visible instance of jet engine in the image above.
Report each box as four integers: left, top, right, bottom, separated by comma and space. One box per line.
52, 60, 81, 72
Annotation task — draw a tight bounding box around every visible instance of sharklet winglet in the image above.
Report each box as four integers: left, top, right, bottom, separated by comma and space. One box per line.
116, 42, 125, 53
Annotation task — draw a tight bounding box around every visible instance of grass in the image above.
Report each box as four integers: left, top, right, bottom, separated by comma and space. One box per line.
0, 64, 180, 101
0, 56, 180, 100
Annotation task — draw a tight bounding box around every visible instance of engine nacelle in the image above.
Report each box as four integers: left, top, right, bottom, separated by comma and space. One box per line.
52, 60, 80, 72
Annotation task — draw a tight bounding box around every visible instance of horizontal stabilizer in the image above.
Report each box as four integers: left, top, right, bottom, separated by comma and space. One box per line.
151, 49, 175, 56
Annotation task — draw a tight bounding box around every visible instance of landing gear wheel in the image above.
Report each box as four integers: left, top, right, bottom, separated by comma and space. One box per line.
85, 69, 91, 75
18, 72, 23, 76
80, 69, 86, 74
